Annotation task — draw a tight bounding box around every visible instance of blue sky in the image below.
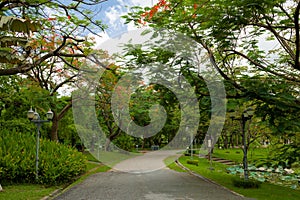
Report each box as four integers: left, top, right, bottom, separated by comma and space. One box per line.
90, 0, 158, 46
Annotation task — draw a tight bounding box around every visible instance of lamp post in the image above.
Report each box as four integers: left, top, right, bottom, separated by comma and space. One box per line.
27, 107, 53, 181
230, 107, 254, 181
186, 126, 193, 159
207, 135, 214, 170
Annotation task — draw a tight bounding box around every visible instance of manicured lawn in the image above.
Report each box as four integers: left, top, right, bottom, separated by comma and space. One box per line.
178, 155, 300, 200
213, 147, 270, 164
84, 150, 141, 167
164, 156, 186, 172
0, 184, 59, 200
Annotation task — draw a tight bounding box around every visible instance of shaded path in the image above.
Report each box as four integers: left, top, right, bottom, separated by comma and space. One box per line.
54, 150, 253, 200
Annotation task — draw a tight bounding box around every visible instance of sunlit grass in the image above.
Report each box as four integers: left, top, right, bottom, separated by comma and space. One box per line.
0, 184, 59, 200
85, 150, 142, 167
178, 155, 300, 200
164, 156, 186, 172
213, 147, 270, 164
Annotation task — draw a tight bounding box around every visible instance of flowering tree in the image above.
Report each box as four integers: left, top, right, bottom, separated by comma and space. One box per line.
0, 0, 106, 76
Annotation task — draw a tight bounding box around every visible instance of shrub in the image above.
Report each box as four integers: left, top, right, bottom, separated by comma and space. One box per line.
187, 149, 196, 154
187, 159, 199, 166
232, 178, 261, 189
185, 149, 196, 156
0, 130, 87, 185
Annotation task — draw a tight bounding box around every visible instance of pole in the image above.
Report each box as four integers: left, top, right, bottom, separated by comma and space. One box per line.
242, 117, 249, 181
208, 136, 214, 170
190, 132, 193, 159
35, 123, 41, 181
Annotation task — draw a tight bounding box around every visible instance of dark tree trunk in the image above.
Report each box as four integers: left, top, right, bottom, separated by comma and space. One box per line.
50, 102, 72, 142
51, 114, 59, 141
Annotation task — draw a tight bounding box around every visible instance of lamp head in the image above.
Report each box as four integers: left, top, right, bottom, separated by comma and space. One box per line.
46, 109, 54, 120
27, 107, 34, 120
33, 109, 39, 120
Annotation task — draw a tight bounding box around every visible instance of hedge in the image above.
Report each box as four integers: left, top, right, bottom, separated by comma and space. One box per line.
0, 130, 87, 185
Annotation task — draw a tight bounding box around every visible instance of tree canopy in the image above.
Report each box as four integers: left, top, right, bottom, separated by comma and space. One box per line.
0, 0, 106, 76
124, 0, 300, 134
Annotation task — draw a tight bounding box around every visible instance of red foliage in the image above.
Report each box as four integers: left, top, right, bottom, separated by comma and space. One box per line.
138, 0, 171, 24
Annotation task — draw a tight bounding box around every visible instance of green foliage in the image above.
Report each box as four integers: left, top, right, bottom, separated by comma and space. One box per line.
267, 143, 300, 168
112, 133, 135, 151
0, 0, 106, 75
186, 159, 199, 166
125, 0, 300, 138
0, 130, 87, 185
232, 178, 261, 189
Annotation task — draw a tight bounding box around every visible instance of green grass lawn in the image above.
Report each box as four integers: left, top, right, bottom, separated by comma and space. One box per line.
84, 150, 141, 167
213, 147, 270, 164
164, 156, 186, 172
0, 184, 59, 200
178, 155, 300, 200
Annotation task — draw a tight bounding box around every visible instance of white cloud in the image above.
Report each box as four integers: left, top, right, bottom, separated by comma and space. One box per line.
105, 5, 125, 29
95, 0, 160, 48
89, 31, 110, 49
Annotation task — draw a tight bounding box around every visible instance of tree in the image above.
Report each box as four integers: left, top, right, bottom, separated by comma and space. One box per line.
24, 35, 94, 141
125, 0, 300, 121
0, 1, 108, 141
0, 0, 106, 76
96, 64, 124, 151
124, 0, 300, 151
0, 75, 34, 132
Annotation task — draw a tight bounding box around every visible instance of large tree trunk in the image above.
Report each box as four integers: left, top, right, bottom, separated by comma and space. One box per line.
104, 127, 122, 151
51, 114, 59, 141
50, 102, 72, 141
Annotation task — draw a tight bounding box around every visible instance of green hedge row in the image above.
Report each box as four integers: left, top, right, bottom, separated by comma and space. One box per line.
0, 130, 87, 185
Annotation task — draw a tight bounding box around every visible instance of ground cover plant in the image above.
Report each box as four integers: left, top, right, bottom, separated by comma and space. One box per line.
0, 130, 87, 185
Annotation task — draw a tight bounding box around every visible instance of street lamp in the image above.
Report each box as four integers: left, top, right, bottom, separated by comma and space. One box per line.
207, 135, 214, 170
230, 107, 254, 181
242, 107, 254, 181
27, 107, 53, 181
186, 126, 193, 159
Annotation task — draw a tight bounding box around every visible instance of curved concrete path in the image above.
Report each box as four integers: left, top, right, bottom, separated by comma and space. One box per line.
54, 150, 254, 200
112, 150, 182, 173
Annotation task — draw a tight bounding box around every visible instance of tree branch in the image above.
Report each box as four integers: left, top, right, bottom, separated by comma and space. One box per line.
57, 102, 72, 121
224, 49, 300, 83
51, 74, 78, 95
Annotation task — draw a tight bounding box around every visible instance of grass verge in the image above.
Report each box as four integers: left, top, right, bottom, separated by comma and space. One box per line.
83, 150, 141, 167
164, 156, 186, 172
0, 184, 59, 200
178, 155, 300, 200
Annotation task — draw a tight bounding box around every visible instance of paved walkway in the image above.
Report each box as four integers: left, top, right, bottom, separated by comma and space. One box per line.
112, 150, 182, 173
54, 150, 254, 200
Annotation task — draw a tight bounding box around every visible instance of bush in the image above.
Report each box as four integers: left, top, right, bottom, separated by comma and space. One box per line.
0, 130, 87, 185
185, 149, 196, 156
232, 178, 261, 189
187, 159, 199, 166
